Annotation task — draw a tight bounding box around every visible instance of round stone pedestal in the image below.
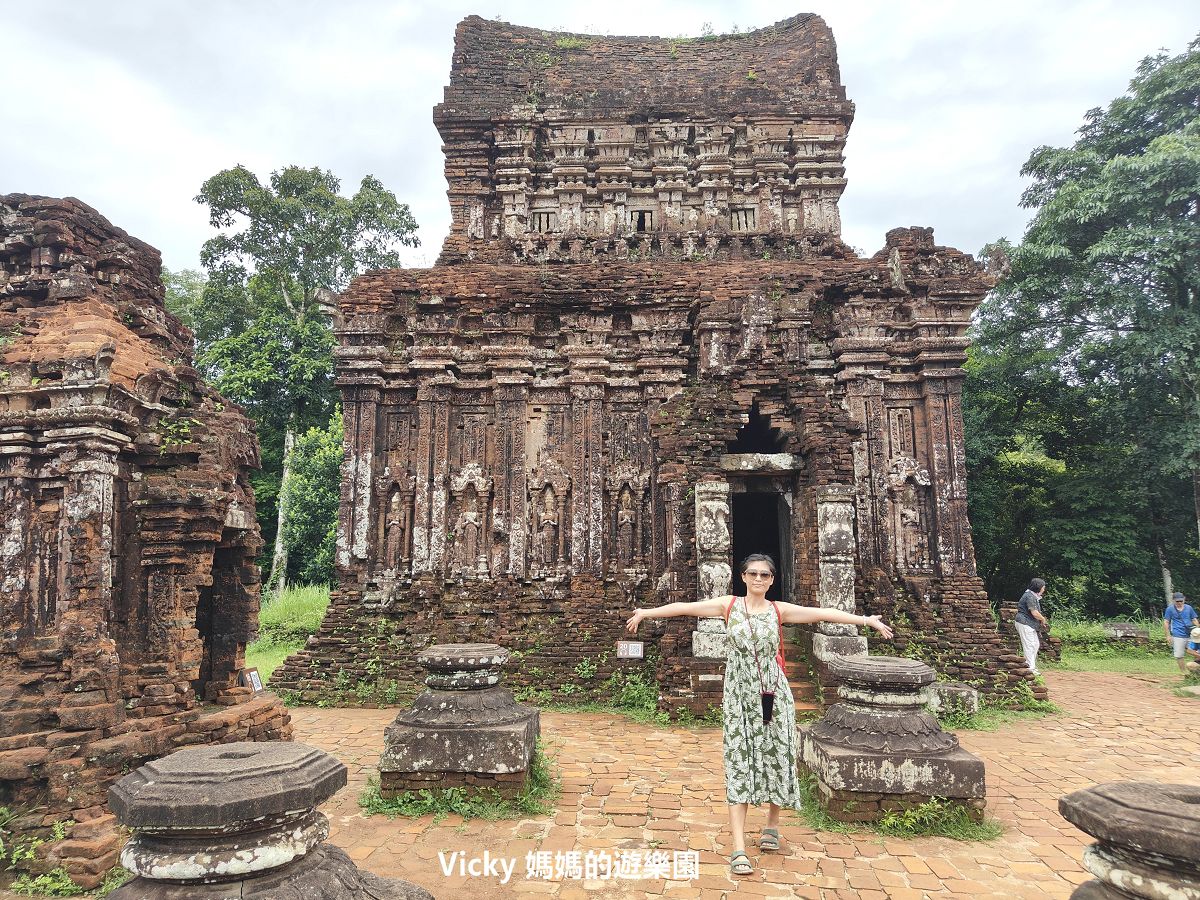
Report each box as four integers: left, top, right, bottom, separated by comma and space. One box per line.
799, 655, 986, 822
1059, 781, 1200, 898
107, 742, 431, 899
379, 643, 540, 799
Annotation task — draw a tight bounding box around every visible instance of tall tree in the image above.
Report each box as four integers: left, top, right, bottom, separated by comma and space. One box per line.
195, 166, 418, 591
969, 35, 1200, 614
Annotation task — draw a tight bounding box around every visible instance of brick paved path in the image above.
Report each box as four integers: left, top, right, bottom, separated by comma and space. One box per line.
295, 669, 1200, 899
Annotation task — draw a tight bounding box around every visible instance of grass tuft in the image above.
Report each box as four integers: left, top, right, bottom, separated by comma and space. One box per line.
795, 773, 1002, 841
257, 584, 330, 646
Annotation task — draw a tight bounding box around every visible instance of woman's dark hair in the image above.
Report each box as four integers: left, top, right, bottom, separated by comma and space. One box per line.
739, 553, 777, 575
1028, 578, 1046, 593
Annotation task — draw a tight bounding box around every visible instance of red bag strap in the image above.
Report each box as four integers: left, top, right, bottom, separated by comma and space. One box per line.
723, 596, 738, 624
770, 600, 786, 673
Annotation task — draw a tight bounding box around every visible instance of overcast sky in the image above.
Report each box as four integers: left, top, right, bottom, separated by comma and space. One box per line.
3, 1, 1196, 271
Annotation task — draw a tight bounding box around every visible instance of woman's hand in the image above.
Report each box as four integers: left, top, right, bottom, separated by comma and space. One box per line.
865, 615, 894, 639
625, 609, 647, 633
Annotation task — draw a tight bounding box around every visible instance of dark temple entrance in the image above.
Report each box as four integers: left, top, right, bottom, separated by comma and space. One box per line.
732, 491, 790, 602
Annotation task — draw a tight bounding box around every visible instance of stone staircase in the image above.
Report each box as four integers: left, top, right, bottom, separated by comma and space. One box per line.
782, 628, 822, 716
787, 668, 822, 716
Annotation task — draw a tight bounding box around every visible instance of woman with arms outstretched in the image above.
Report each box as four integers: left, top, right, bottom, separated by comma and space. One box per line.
625, 552, 893, 876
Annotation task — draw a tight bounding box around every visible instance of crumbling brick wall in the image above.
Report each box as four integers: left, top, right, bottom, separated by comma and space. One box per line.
0, 194, 291, 888
272, 14, 1037, 713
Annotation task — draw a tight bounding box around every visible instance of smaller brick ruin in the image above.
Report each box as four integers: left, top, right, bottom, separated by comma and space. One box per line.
0, 194, 290, 887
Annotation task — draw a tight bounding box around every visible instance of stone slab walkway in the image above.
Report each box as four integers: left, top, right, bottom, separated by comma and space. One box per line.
289, 669, 1197, 899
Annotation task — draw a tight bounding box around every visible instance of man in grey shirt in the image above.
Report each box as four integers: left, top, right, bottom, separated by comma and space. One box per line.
1014, 578, 1048, 676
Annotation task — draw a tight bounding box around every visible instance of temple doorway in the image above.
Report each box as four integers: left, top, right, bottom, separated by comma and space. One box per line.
732, 490, 790, 602
193, 537, 243, 700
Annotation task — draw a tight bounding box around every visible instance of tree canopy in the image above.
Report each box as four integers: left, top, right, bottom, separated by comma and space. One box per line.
966, 36, 1200, 616
178, 165, 418, 590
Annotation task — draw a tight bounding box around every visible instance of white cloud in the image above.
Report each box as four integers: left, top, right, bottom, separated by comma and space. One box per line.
2, 0, 1195, 269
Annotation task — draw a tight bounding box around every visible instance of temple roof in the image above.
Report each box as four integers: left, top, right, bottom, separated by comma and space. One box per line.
435, 14, 851, 123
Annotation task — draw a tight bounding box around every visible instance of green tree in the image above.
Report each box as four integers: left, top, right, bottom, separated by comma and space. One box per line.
966, 36, 1200, 614
282, 411, 344, 586
194, 165, 418, 590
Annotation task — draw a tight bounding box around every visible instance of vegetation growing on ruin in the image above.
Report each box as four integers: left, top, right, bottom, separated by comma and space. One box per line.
358, 741, 560, 822
794, 774, 1004, 842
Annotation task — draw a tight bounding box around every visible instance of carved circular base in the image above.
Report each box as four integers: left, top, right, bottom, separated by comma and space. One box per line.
111, 843, 433, 899
119, 811, 327, 883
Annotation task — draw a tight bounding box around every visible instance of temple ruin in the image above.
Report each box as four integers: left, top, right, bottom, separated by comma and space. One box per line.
0, 195, 290, 887
272, 14, 1035, 710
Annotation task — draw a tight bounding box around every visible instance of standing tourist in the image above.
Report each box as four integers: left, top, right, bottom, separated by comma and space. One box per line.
1163, 592, 1199, 674
1014, 578, 1048, 676
625, 553, 893, 876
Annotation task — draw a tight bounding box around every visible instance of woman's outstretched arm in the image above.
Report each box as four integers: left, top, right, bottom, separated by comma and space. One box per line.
777, 602, 894, 639
625, 596, 730, 633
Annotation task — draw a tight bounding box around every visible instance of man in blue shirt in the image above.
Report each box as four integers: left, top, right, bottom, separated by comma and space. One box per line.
1163, 592, 1199, 674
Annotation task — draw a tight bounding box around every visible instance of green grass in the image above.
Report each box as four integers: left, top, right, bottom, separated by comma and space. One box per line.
359, 741, 560, 822
937, 681, 1060, 732
938, 704, 1057, 732
1048, 650, 1180, 677
794, 773, 1001, 841
246, 641, 300, 681
257, 584, 330, 644
247, 584, 331, 682
514, 670, 723, 728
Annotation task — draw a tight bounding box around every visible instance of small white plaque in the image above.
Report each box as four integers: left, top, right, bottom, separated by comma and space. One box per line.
616, 640, 644, 659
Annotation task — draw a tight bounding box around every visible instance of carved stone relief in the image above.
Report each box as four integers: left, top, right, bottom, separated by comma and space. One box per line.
449, 463, 493, 578
528, 456, 571, 577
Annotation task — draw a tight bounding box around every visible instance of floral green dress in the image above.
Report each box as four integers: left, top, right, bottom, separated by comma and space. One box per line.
722, 598, 800, 807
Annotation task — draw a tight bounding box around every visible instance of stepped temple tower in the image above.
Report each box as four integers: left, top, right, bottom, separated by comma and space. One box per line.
273, 14, 1033, 710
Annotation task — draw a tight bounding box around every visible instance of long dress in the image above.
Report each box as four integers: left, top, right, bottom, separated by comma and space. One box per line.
722, 599, 801, 807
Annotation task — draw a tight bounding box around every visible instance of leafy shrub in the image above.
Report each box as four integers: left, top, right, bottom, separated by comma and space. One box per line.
281, 413, 343, 586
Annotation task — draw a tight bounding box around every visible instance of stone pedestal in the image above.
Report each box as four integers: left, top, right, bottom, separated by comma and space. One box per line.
1059, 781, 1200, 899
107, 742, 432, 899
925, 681, 980, 717
799, 655, 985, 822
379, 643, 539, 799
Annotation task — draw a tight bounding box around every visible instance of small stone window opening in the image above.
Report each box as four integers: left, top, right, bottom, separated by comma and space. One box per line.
731, 208, 757, 232
728, 403, 786, 453
532, 211, 558, 233
632, 210, 653, 233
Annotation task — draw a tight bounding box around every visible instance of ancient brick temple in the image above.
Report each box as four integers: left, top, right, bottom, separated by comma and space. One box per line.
273, 15, 1033, 709
0, 195, 290, 887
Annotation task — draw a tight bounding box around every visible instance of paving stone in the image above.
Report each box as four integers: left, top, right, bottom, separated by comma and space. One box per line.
276, 670, 1200, 898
